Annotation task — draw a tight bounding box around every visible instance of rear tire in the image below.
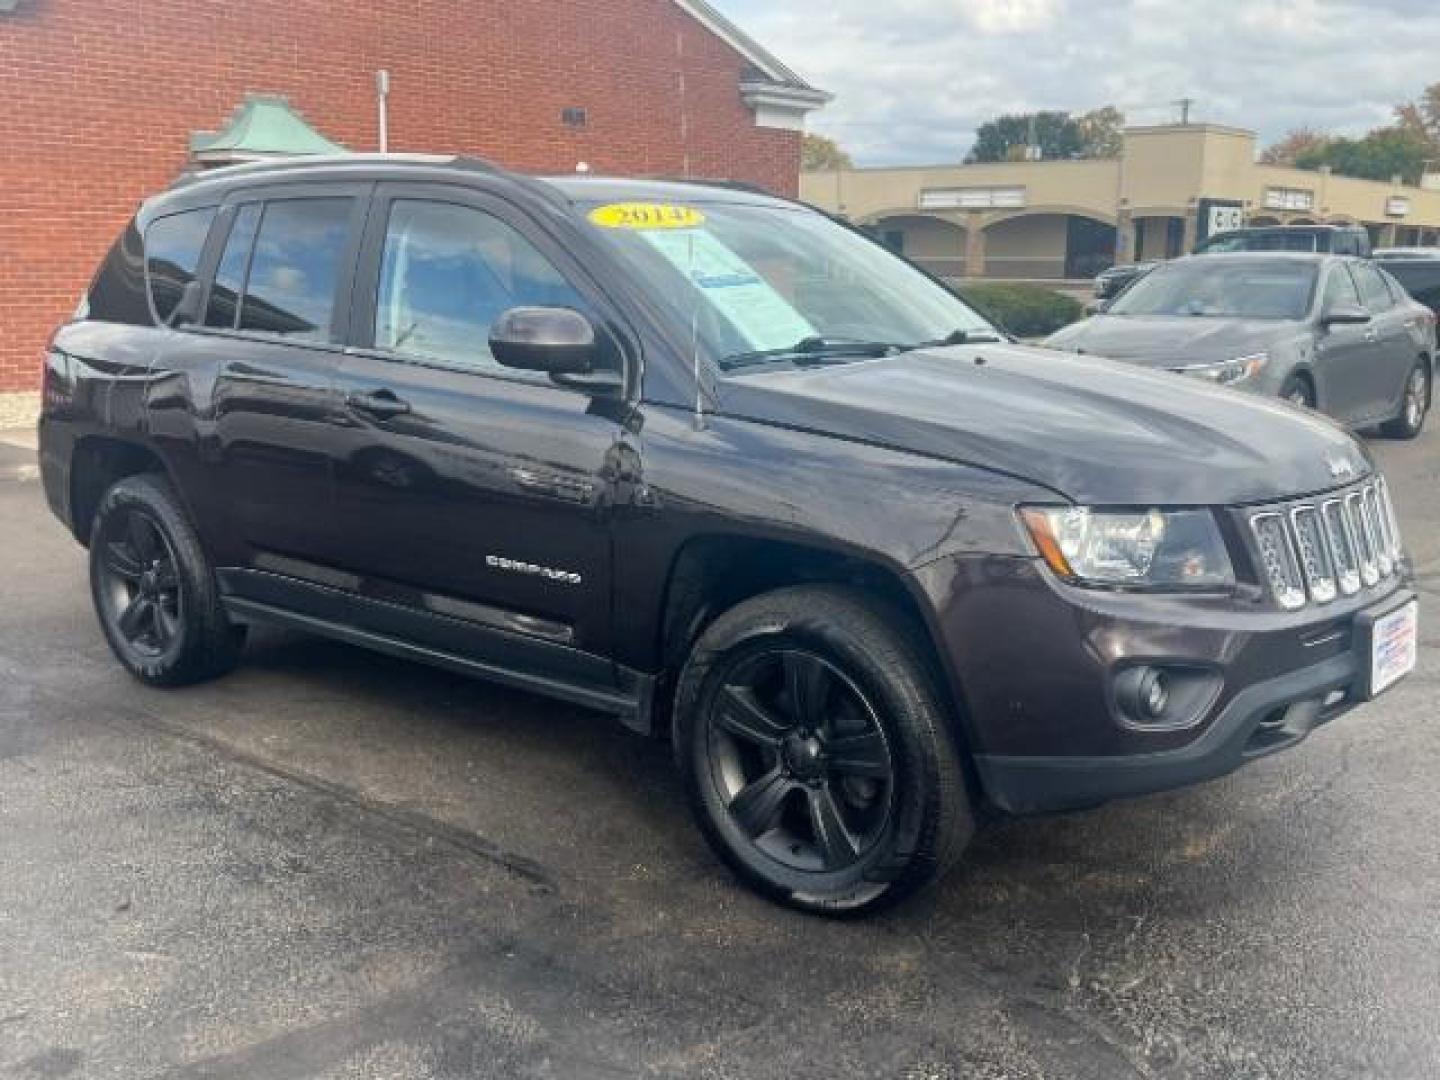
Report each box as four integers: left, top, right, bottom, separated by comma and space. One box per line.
673, 585, 974, 916
1380, 361, 1430, 439
89, 473, 246, 687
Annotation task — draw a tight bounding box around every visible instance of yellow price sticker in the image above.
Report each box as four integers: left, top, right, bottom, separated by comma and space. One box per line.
588, 203, 706, 230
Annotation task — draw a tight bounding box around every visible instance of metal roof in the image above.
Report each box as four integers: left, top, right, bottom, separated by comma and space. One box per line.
189, 95, 348, 163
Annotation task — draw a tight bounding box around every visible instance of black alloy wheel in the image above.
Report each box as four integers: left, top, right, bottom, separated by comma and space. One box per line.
95, 506, 184, 660
88, 473, 245, 687
675, 585, 974, 915
705, 647, 896, 875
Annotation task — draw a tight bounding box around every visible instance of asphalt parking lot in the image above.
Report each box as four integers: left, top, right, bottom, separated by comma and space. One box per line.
1, 426, 1437, 1080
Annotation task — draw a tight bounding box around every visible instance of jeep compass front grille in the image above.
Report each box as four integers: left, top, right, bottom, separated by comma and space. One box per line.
1247, 479, 1403, 610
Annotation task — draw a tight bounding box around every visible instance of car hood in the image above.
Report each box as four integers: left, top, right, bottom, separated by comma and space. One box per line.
716, 344, 1371, 506
1045, 314, 1298, 366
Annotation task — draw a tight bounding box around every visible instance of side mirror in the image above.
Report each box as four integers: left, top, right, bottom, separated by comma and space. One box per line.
1322, 304, 1372, 327
490, 306, 598, 374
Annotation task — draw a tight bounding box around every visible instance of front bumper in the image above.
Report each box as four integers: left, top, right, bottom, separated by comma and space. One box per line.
911, 556, 1415, 815
975, 645, 1364, 813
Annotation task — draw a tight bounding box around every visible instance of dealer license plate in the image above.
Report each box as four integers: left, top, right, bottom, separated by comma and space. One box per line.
1368, 600, 1418, 699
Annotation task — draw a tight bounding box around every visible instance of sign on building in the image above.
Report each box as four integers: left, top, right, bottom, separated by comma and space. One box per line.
1198, 198, 1244, 241
918, 186, 1026, 210
1263, 186, 1315, 211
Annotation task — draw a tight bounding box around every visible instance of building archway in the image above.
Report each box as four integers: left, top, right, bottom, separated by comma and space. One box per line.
982, 210, 1117, 280
865, 213, 969, 278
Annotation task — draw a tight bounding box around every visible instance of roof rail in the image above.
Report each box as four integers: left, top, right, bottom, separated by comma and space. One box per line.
170, 152, 509, 189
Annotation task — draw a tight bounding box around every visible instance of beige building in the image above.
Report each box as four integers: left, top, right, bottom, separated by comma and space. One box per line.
801, 124, 1440, 282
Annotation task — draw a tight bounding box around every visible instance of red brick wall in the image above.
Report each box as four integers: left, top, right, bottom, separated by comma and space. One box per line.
0, 0, 803, 394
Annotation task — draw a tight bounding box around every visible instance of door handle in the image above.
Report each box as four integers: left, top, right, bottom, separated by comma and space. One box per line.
346, 389, 412, 419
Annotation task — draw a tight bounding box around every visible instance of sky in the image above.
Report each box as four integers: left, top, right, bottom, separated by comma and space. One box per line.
708, 0, 1440, 166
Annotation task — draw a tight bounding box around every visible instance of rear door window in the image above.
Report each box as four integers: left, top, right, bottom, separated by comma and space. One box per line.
1353, 263, 1396, 313
145, 208, 217, 325
235, 198, 354, 341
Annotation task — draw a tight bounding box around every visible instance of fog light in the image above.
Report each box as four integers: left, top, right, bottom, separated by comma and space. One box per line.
1115, 666, 1170, 725
1113, 665, 1223, 733
1143, 672, 1169, 717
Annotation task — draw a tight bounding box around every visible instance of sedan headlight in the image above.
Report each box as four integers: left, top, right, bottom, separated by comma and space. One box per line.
1020, 507, 1235, 589
1174, 352, 1268, 385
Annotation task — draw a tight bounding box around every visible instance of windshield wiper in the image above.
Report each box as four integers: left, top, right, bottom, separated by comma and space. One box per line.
894, 328, 1005, 352
720, 336, 901, 370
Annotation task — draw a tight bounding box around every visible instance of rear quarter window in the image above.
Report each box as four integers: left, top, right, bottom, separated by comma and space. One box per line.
144, 208, 218, 325
86, 221, 151, 326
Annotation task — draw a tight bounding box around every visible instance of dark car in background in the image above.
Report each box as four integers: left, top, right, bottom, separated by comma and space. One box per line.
1378, 252, 1440, 322
1094, 260, 1158, 301
1054, 253, 1435, 437
1194, 223, 1372, 257
1094, 224, 1374, 303
38, 157, 1420, 915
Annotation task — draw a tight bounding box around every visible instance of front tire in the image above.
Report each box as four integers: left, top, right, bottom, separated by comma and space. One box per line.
1280, 373, 1315, 410
673, 586, 974, 915
89, 473, 245, 687
1380, 361, 1430, 439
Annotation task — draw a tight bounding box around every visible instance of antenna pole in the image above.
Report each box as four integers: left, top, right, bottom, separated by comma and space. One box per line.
690, 232, 704, 429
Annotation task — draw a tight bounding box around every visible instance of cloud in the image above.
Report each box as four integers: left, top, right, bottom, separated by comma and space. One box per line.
709, 0, 1440, 165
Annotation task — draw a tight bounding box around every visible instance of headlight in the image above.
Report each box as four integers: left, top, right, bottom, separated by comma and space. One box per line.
1020, 507, 1235, 589
1175, 352, 1268, 385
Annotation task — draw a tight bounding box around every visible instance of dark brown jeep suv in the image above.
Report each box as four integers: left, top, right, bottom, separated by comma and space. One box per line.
39, 156, 1418, 913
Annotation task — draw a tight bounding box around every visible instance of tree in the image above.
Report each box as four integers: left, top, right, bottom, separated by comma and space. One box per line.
1077, 106, 1126, 159
968, 108, 1124, 163
1295, 127, 1431, 185
802, 133, 853, 171
968, 111, 1084, 163
1395, 82, 1440, 159
1260, 128, 1332, 166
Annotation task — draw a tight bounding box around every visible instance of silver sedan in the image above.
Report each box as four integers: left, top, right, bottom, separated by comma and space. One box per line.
1047, 253, 1437, 438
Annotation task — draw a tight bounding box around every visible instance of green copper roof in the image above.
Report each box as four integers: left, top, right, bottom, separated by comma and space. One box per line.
190, 95, 348, 162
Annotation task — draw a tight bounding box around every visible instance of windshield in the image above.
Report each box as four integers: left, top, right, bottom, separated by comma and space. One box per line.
1198, 231, 1319, 253
1107, 259, 1318, 320
579, 200, 998, 369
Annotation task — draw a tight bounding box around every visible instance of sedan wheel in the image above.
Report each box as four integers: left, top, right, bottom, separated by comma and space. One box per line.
1280, 374, 1315, 410
1381, 362, 1431, 439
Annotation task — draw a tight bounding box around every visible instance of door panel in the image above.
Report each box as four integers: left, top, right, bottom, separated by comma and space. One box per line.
1352, 262, 1413, 420
1312, 264, 1373, 423
150, 185, 369, 577
330, 183, 629, 673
